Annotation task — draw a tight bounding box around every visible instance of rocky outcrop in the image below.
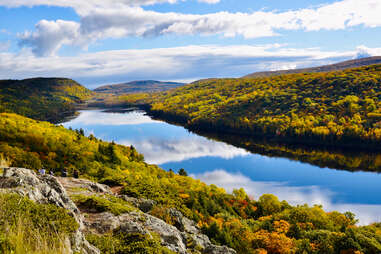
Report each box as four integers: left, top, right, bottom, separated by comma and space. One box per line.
168, 208, 236, 254
204, 245, 238, 254
83, 210, 236, 254
59, 176, 113, 195
168, 208, 199, 234
84, 211, 188, 253
119, 194, 157, 213
0, 168, 236, 254
0, 168, 100, 254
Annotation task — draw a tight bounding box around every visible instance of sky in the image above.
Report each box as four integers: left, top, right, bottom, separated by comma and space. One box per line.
1, 0, 381, 88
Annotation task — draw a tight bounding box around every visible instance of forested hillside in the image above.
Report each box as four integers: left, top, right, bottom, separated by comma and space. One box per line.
243, 56, 381, 78
1, 70, 381, 252
94, 80, 185, 94
1, 112, 381, 253
0, 78, 93, 122
126, 64, 381, 150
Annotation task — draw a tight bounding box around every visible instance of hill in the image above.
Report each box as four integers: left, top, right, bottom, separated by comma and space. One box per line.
1, 112, 381, 253
0, 77, 93, 122
243, 56, 381, 78
94, 80, 185, 94
124, 64, 381, 150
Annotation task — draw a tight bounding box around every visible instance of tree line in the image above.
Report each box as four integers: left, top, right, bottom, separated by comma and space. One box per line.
125, 64, 381, 150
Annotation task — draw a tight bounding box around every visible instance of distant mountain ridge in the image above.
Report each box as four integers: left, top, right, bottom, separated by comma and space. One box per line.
94, 80, 185, 94
243, 56, 381, 78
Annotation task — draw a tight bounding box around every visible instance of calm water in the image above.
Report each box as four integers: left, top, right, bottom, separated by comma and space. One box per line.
63, 109, 381, 225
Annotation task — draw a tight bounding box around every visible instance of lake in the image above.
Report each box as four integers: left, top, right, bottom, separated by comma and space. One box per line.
63, 109, 381, 225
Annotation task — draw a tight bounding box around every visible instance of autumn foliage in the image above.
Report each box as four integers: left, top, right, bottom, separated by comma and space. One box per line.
0, 112, 380, 253
127, 64, 381, 150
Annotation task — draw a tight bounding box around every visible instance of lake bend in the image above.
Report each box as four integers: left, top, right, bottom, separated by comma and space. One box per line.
63, 109, 381, 225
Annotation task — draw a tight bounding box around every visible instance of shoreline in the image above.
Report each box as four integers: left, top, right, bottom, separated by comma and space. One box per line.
138, 105, 381, 152
73, 104, 381, 173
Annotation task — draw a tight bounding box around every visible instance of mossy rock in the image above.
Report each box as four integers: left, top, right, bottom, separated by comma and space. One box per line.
87, 231, 176, 254
71, 194, 135, 215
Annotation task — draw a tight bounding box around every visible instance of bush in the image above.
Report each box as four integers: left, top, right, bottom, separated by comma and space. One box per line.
71, 194, 135, 215
87, 231, 176, 254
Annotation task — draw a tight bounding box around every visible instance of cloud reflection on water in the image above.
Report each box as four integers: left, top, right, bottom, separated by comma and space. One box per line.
63, 109, 381, 225
192, 169, 381, 225
65, 110, 160, 126
120, 138, 249, 164
65, 109, 250, 164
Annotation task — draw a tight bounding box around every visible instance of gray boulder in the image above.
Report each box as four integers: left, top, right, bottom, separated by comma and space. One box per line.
83, 209, 236, 254
84, 211, 188, 254
168, 208, 199, 234
58, 176, 112, 195
138, 198, 157, 213
204, 245, 237, 254
119, 194, 157, 213
168, 209, 237, 254
0, 168, 99, 254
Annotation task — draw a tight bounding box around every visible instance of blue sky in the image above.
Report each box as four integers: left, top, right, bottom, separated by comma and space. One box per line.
0, 0, 380, 88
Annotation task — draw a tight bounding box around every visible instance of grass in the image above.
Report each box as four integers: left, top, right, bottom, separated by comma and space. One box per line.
0, 218, 70, 254
0, 153, 10, 175
0, 193, 78, 254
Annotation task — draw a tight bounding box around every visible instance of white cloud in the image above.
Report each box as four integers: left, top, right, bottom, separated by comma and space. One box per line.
192, 170, 381, 225
14, 0, 381, 56
355, 45, 381, 59
0, 0, 181, 10
0, 0, 219, 14
0, 44, 378, 86
18, 20, 82, 56
0, 41, 10, 52
198, 0, 220, 3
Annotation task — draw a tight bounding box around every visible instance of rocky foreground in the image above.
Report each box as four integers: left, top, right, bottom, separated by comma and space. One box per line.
0, 168, 236, 254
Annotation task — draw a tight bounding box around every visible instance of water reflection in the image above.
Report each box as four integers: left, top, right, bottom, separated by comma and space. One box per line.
191, 129, 381, 173
120, 138, 248, 164
65, 109, 249, 164
192, 169, 381, 225
63, 109, 381, 225
67, 109, 161, 126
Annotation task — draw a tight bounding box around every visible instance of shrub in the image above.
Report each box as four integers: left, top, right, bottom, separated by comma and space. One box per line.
86, 231, 176, 254
71, 194, 135, 215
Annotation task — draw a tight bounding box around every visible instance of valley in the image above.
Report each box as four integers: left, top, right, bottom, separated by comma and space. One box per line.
3, 1, 381, 253
63, 108, 381, 225
1, 60, 381, 253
